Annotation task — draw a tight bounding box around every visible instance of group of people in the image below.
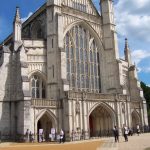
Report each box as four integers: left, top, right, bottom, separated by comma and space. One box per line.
71, 129, 85, 141
113, 124, 141, 142
25, 129, 34, 143
25, 128, 66, 143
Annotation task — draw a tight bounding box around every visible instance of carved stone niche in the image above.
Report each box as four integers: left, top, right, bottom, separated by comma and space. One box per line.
122, 102, 125, 113
75, 101, 80, 114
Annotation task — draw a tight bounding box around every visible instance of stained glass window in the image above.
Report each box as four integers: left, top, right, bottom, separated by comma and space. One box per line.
65, 25, 100, 92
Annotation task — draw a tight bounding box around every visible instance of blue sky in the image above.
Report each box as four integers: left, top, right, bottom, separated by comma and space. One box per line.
0, 0, 150, 86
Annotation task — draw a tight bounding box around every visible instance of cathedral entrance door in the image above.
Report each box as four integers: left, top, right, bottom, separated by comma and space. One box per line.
89, 104, 114, 137
37, 113, 53, 142
132, 110, 140, 132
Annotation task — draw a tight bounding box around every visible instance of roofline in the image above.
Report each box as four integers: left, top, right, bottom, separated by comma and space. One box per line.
1, 3, 46, 46
90, 0, 101, 16
1, 1, 100, 45
22, 3, 46, 28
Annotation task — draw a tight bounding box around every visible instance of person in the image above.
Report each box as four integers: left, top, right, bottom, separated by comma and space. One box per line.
42, 131, 45, 142
81, 129, 84, 140
71, 130, 74, 141
25, 129, 30, 142
113, 126, 119, 142
123, 125, 129, 142
62, 131, 65, 143
60, 129, 64, 143
0, 131, 1, 143
29, 131, 32, 142
39, 129, 43, 142
137, 124, 140, 136
128, 128, 133, 136
31, 133, 34, 142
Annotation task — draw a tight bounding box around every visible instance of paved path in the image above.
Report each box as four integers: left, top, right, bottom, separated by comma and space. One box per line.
97, 138, 118, 150
0, 134, 150, 150
0, 139, 102, 150
99, 133, 150, 150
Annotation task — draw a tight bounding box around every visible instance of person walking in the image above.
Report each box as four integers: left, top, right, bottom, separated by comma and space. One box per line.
123, 125, 129, 142
25, 129, 30, 142
71, 130, 74, 141
62, 131, 65, 143
137, 124, 140, 136
113, 126, 119, 142
0, 131, 1, 143
29, 131, 32, 142
60, 129, 64, 143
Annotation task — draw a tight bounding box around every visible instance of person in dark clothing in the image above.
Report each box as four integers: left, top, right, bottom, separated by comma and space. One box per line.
0, 131, 1, 143
62, 132, 65, 143
123, 126, 129, 142
113, 126, 119, 142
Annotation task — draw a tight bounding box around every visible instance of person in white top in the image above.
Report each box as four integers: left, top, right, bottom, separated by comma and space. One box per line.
60, 129, 64, 143
137, 124, 140, 136
123, 125, 129, 142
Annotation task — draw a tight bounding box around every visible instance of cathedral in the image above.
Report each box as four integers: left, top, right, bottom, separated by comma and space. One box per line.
0, 0, 148, 141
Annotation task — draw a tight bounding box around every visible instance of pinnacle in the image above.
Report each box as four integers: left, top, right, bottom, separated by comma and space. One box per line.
14, 6, 21, 23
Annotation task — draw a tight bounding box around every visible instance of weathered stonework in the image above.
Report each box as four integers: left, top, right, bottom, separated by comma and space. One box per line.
0, 0, 148, 141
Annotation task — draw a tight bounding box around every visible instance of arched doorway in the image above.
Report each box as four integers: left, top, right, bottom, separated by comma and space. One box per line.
132, 110, 140, 132
89, 104, 115, 137
37, 113, 53, 141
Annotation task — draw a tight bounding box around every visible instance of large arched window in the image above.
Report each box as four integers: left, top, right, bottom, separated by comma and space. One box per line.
64, 25, 101, 92
31, 75, 46, 98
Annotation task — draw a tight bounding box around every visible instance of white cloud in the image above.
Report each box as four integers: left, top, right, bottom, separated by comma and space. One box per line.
137, 67, 142, 73
131, 49, 150, 65
21, 12, 33, 23
143, 67, 150, 73
115, 0, 150, 42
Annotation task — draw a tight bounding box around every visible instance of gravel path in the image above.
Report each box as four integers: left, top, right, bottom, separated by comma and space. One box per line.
99, 133, 150, 150
1, 133, 150, 150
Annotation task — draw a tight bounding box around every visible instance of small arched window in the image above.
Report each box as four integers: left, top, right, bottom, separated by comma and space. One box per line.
31, 75, 46, 99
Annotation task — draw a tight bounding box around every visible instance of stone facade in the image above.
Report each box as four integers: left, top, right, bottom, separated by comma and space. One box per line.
0, 0, 148, 141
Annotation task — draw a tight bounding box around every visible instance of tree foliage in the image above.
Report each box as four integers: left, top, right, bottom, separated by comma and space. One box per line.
141, 82, 150, 102
141, 82, 150, 116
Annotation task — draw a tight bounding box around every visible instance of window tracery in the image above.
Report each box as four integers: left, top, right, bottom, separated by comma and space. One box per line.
31, 75, 46, 98
64, 25, 101, 92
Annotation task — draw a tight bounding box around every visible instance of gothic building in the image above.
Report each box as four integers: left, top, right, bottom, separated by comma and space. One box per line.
0, 0, 148, 141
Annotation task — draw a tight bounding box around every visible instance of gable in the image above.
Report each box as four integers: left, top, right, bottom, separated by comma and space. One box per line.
62, 0, 99, 16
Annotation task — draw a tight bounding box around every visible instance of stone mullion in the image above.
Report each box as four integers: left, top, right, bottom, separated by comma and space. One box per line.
96, 48, 99, 92
95, 48, 97, 91
78, 26, 81, 90
72, 27, 78, 90
35, 79, 38, 98
81, 27, 85, 90
73, 27, 78, 90
86, 31, 90, 92
69, 36, 72, 89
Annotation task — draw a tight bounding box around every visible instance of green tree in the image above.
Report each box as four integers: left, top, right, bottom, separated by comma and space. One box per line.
141, 81, 150, 115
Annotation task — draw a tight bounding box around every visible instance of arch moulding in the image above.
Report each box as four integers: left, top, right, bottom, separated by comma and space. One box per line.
88, 102, 116, 120
63, 20, 104, 52
35, 109, 57, 128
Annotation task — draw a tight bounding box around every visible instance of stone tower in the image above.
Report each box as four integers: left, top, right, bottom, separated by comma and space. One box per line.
100, 0, 121, 93
46, 0, 64, 100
